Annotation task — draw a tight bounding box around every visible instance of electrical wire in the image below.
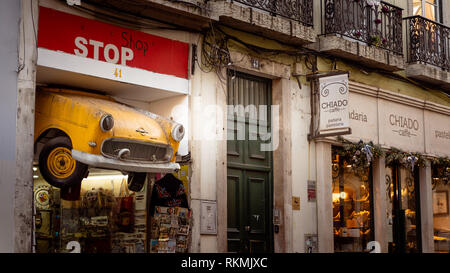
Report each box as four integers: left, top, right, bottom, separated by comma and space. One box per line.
62, 0, 202, 33
63, 0, 449, 98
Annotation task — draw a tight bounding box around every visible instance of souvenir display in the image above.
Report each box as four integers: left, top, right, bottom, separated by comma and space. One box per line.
34, 184, 52, 210
150, 174, 189, 216
150, 206, 191, 253
33, 168, 191, 253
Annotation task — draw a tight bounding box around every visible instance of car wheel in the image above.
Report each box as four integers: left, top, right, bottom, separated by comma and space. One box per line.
39, 136, 88, 188
127, 172, 147, 192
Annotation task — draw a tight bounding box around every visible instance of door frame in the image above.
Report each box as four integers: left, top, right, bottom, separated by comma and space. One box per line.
389, 164, 422, 253
226, 70, 274, 253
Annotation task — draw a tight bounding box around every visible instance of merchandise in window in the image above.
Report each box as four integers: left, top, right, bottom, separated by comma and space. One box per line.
331, 147, 374, 252
33, 167, 148, 253
432, 162, 450, 253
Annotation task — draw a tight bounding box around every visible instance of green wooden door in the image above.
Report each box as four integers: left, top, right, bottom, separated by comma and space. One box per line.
226, 71, 273, 253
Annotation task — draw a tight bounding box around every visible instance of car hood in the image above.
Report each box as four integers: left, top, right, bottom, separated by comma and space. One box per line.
43, 89, 173, 146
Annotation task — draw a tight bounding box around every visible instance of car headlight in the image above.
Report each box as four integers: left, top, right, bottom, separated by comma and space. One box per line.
100, 114, 114, 132
171, 124, 185, 142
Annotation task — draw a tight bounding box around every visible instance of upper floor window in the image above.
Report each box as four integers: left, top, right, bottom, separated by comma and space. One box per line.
413, 0, 442, 22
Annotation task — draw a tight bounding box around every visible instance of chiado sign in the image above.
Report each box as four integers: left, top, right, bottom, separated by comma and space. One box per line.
318, 73, 350, 135
37, 6, 189, 79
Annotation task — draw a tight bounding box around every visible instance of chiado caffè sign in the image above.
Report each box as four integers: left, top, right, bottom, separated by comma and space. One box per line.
318, 73, 350, 135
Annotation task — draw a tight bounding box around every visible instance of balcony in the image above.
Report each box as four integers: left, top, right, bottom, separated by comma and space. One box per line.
231, 0, 313, 26
404, 16, 450, 89
314, 0, 404, 71
209, 0, 316, 45
83, 0, 316, 45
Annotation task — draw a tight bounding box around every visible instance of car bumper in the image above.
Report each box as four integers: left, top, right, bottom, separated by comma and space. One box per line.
72, 149, 180, 173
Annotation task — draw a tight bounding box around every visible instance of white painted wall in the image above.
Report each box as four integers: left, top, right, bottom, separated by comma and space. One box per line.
147, 95, 190, 156
189, 65, 222, 252
289, 79, 318, 253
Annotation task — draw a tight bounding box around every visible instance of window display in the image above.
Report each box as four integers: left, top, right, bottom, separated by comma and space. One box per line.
33, 165, 192, 253
432, 162, 450, 253
149, 206, 191, 253
385, 166, 421, 253
332, 147, 374, 252
33, 167, 149, 253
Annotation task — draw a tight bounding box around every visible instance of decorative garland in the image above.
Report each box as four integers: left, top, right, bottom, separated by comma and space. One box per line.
431, 156, 450, 185
335, 137, 449, 186
336, 136, 383, 176
385, 147, 427, 172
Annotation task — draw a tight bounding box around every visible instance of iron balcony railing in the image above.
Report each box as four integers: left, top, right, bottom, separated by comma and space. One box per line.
323, 0, 403, 55
404, 16, 450, 71
233, 0, 314, 26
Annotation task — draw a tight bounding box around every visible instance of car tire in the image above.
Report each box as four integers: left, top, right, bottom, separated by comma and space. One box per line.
127, 172, 147, 192
39, 136, 88, 189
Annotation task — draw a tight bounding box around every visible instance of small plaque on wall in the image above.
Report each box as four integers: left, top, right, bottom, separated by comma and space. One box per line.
292, 196, 300, 210
307, 180, 316, 202
200, 200, 217, 235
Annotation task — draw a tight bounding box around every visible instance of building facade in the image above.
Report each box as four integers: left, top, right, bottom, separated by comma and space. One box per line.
0, 0, 449, 253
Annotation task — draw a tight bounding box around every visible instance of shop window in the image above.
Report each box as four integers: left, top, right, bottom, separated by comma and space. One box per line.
33, 165, 192, 253
385, 165, 421, 253
33, 167, 148, 253
432, 163, 450, 253
332, 147, 374, 252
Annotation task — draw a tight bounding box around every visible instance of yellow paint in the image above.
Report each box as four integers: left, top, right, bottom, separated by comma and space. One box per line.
46, 147, 76, 179
34, 87, 181, 161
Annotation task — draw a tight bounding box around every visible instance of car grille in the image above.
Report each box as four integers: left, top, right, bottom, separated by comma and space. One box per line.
101, 138, 172, 162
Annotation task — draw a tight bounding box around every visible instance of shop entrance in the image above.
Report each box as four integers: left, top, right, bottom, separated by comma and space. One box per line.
226, 71, 274, 253
386, 166, 422, 253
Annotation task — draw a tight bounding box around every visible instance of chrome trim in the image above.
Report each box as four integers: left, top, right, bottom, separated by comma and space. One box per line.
100, 137, 173, 163
99, 114, 114, 132
72, 149, 180, 173
171, 124, 185, 142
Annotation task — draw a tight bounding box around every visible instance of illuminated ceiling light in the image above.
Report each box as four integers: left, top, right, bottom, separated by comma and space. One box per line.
33, 175, 39, 179
83, 175, 128, 181
33, 167, 37, 171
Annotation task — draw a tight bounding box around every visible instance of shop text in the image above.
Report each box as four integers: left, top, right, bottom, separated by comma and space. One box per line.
349, 110, 368, 123
435, 130, 450, 140
321, 99, 348, 111
121, 31, 149, 56
327, 118, 344, 129
74, 37, 134, 66
389, 114, 420, 138
389, 114, 419, 131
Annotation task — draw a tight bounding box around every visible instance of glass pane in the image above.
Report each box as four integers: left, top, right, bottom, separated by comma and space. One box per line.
332, 149, 373, 252
34, 167, 148, 253
413, 0, 422, 16
399, 167, 419, 253
432, 164, 450, 253
424, 3, 437, 21
385, 166, 394, 245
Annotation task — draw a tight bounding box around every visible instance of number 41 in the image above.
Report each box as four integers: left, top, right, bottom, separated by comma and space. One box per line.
114, 68, 122, 78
